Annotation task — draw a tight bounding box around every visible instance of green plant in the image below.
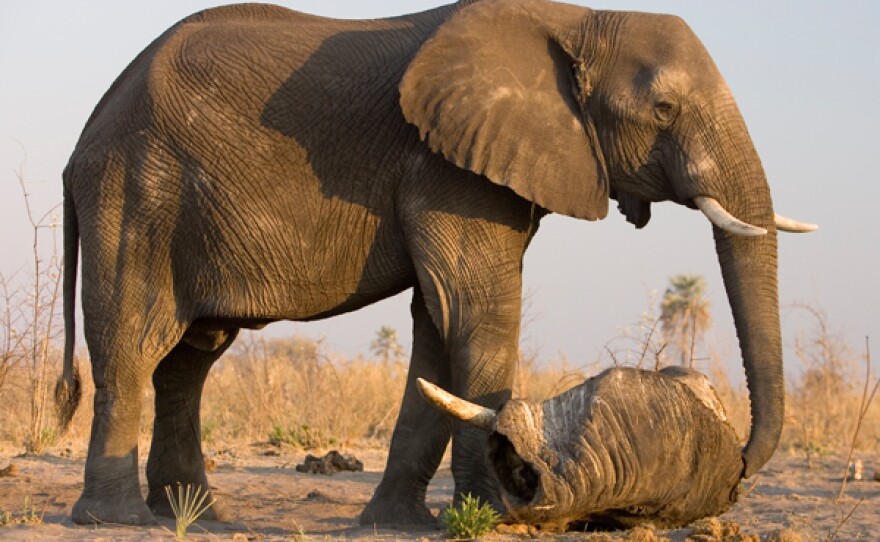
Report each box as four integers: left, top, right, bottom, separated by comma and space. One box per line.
268, 424, 336, 449
164, 483, 215, 539
25, 427, 56, 453
0, 496, 45, 526
200, 418, 219, 443
441, 493, 501, 540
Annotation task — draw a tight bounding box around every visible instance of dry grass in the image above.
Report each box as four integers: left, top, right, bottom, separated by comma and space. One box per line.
783, 306, 880, 458
0, 304, 876, 457
200, 332, 407, 447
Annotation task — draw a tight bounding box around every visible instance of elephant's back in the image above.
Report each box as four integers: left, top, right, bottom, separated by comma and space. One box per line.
178, 3, 328, 26
70, 3, 454, 160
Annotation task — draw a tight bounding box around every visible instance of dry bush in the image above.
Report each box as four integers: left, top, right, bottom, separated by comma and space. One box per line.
0, 357, 53, 446
782, 304, 879, 456
515, 351, 594, 402
200, 332, 407, 447
0, 164, 68, 453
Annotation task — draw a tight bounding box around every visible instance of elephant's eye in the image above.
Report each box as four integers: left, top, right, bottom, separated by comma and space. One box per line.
653, 99, 679, 127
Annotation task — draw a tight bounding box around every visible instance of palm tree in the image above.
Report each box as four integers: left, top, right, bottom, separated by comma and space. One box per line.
371, 326, 405, 366
660, 275, 712, 367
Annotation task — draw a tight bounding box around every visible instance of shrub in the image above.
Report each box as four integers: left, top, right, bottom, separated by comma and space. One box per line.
442, 493, 501, 540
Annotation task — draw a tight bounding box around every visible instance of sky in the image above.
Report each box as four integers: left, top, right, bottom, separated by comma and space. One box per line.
1, 1, 878, 383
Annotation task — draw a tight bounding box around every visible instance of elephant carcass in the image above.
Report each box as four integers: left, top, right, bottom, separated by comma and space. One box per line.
419, 367, 742, 529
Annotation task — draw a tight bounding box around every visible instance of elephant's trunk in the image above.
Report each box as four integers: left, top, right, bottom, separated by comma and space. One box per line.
715, 222, 782, 478
679, 93, 784, 478
706, 140, 782, 477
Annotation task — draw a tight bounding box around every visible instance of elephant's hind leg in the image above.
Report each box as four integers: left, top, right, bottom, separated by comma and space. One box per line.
146, 329, 238, 521
72, 322, 184, 525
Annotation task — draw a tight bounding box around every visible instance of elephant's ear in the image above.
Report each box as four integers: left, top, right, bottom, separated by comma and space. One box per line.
400, 0, 609, 221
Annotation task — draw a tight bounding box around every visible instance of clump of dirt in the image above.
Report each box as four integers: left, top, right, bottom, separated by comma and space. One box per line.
576, 524, 670, 541
764, 529, 804, 542
496, 523, 540, 537
0, 464, 17, 478
686, 517, 758, 542
295, 450, 363, 474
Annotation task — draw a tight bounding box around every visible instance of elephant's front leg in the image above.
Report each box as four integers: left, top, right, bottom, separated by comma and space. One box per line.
360, 290, 453, 525
363, 239, 525, 523
447, 339, 518, 513
146, 329, 238, 520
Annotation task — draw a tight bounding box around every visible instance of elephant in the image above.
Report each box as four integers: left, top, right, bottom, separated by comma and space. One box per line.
418, 366, 742, 530
57, 0, 816, 527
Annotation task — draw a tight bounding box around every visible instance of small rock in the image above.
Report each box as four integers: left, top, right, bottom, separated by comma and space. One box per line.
204, 457, 217, 472
217, 448, 238, 459
848, 460, 863, 481
0, 464, 17, 478
687, 517, 758, 542
305, 489, 331, 502
873, 469, 880, 482
689, 517, 724, 539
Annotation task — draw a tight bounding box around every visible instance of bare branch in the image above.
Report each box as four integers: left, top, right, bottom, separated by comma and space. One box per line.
837, 337, 879, 500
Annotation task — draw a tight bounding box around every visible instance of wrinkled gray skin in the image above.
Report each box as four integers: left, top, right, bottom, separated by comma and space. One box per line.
61, 0, 786, 526
484, 367, 742, 530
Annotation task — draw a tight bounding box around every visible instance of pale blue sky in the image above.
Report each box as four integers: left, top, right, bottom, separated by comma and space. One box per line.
1, 1, 877, 380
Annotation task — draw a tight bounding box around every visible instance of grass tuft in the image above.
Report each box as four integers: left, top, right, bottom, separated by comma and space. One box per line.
441, 493, 501, 540
0, 496, 45, 527
164, 483, 215, 539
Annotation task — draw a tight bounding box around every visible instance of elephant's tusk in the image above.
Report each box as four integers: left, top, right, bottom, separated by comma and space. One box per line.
416, 378, 497, 432
774, 213, 818, 233
694, 196, 767, 237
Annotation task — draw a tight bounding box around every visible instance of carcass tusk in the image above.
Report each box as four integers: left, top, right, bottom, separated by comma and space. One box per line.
694, 196, 767, 237
774, 213, 818, 233
416, 378, 497, 432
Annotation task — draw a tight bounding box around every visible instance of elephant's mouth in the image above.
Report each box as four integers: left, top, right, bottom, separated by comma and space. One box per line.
488, 432, 539, 507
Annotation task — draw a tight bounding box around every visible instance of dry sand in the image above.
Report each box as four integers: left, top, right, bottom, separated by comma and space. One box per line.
0, 443, 877, 541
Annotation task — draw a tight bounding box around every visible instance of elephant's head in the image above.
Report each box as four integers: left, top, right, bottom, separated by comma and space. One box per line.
400, 0, 816, 477
417, 367, 743, 529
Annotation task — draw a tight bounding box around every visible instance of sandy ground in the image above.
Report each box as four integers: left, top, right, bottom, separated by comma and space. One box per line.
0, 444, 877, 541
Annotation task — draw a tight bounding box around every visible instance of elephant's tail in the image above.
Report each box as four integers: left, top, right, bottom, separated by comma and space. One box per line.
55, 174, 81, 433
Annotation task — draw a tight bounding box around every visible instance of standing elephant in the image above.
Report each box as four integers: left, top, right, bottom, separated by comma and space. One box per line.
59, 0, 815, 526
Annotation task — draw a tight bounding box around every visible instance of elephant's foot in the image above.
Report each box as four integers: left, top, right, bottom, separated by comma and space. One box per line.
147, 486, 230, 522
72, 493, 157, 525
359, 493, 436, 526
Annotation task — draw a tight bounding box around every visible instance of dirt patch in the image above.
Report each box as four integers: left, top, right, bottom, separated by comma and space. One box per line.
0, 445, 876, 541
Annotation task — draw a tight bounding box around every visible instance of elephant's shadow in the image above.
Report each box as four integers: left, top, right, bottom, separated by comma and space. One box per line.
193, 463, 455, 535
